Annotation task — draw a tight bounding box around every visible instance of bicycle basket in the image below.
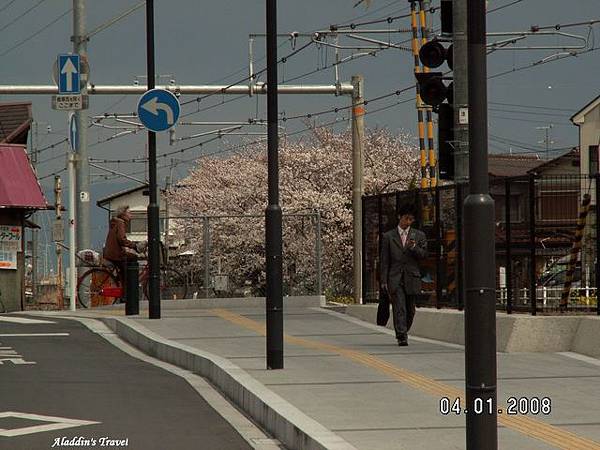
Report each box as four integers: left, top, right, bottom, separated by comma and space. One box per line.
77, 249, 101, 267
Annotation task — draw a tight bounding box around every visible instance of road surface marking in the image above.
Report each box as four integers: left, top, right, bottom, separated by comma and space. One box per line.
0, 333, 69, 337
0, 317, 55, 324
212, 308, 600, 450
0, 411, 99, 437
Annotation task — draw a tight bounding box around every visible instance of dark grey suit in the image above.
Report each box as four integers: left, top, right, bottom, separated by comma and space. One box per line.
380, 226, 427, 339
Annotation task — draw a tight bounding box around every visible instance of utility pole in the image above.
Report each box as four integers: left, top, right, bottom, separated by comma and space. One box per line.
464, 0, 497, 449
351, 75, 365, 305
536, 125, 553, 160
453, 0, 469, 318
54, 176, 64, 309
266, 0, 284, 370
31, 123, 39, 299
73, 0, 90, 260
68, 153, 77, 311
453, 0, 469, 182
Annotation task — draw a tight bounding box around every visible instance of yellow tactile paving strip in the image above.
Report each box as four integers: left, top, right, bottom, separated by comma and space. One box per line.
212, 308, 600, 450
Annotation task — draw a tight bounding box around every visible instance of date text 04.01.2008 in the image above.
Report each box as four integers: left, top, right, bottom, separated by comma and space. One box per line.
439, 396, 552, 416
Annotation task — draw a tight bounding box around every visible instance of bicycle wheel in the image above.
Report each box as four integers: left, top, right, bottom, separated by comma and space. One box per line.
77, 268, 120, 308
143, 267, 188, 301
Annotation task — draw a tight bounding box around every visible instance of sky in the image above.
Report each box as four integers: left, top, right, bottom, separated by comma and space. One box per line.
1, 0, 598, 265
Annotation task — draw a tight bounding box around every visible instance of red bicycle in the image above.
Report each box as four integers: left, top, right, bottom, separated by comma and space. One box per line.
75, 244, 188, 308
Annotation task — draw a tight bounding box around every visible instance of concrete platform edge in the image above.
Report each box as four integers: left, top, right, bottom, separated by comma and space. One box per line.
345, 305, 600, 356
101, 316, 357, 450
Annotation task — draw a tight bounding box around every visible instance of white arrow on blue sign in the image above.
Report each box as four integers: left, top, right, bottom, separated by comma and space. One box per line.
68, 113, 77, 152
58, 54, 80, 94
137, 89, 180, 132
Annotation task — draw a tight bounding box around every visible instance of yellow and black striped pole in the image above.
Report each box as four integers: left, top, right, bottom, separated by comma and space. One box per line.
418, 0, 437, 188
410, 0, 429, 190
560, 193, 591, 311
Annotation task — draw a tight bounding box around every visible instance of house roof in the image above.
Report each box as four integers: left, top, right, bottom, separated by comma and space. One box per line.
0, 144, 48, 209
0, 102, 33, 144
571, 93, 600, 125
527, 147, 579, 174
488, 153, 544, 178
96, 184, 149, 207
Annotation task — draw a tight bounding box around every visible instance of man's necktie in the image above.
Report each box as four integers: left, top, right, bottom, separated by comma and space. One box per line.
401, 230, 407, 246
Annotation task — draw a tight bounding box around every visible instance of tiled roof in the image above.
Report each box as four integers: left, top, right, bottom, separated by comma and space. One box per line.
0, 102, 32, 144
488, 154, 544, 178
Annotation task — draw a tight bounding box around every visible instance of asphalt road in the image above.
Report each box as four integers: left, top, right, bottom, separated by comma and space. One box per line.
0, 315, 252, 450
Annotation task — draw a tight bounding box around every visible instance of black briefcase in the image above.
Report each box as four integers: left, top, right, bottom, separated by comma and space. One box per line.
376, 289, 390, 326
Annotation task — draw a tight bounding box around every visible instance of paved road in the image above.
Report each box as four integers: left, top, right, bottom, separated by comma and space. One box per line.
0, 315, 253, 450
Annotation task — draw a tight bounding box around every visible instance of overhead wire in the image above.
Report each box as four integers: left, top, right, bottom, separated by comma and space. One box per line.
0, 0, 18, 14
0, 0, 47, 34
487, 0, 525, 14
92, 86, 417, 183
0, 7, 71, 57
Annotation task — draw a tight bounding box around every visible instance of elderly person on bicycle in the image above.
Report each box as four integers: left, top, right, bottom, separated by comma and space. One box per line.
103, 205, 144, 288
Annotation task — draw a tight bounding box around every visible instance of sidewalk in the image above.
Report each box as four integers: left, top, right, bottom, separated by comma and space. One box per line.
26, 303, 600, 450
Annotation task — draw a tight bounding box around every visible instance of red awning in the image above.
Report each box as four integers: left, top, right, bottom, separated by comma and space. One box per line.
0, 144, 48, 209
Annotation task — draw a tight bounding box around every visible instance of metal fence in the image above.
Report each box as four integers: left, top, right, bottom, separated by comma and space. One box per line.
162, 211, 323, 298
363, 174, 599, 315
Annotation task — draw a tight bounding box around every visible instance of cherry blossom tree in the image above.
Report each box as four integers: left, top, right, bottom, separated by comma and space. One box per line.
169, 124, 418, 296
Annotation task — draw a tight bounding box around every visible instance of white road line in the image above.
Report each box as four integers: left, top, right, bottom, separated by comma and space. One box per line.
0, 411, 99, 437
0, 333, 69, 337
0, 317, 55, 324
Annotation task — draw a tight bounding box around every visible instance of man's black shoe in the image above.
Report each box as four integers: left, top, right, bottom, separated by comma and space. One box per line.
398, 339, 408, 346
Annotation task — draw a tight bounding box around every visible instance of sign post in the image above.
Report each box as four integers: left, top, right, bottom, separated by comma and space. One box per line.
139, 0, 181, 319
67, 112, 77, 311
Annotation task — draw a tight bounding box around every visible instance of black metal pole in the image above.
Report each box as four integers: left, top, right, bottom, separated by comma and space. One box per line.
456, 183, 464, 311
596, 174, 599, 315
505, 179, 512, 314
126, 260, 140, 316
529, 174, 537, 316
435, 186, 442, 308
145, 0, 160, 319
265, 0, 283, 369
464, 0, 497, 448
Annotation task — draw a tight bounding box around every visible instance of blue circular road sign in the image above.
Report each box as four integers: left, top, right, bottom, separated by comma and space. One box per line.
137, 88, 180, 132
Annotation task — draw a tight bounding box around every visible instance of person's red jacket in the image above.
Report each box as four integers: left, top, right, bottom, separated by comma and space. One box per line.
103, 217, 136, 261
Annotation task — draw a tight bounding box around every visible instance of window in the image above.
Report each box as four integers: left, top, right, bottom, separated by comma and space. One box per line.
129, 218, 147, 233
589, 145, 599, 176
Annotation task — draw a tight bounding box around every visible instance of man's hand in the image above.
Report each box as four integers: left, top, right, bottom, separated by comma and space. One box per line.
407, 238, 416, 249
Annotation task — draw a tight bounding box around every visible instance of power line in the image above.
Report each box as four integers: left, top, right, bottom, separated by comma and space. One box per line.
180, 40, 315, 108
0, 0, 17, 14
488, 114, 570, 126
0, 0, 47, 34
487, 0, 525, 14
532, 18, 600, 32
488, 107, 570, 118
489, 45, 599, 79
0, 7, 71, 58
488, 101, 575, 112
92, 90, 415, 184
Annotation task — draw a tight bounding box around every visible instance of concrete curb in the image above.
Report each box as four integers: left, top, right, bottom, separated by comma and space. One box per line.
346, 304, 599, 354
101, 316, 357, 450
95, 295, 325, 310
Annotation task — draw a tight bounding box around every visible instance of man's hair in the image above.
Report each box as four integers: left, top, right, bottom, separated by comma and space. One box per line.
115, 205, 130, 218
397, 204, 416, 217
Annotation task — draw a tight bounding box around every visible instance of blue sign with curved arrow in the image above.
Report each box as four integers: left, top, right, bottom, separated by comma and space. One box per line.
137, 88, 180, 132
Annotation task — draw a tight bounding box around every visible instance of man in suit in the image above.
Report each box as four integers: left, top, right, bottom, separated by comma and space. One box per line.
380, 205, 427, 346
